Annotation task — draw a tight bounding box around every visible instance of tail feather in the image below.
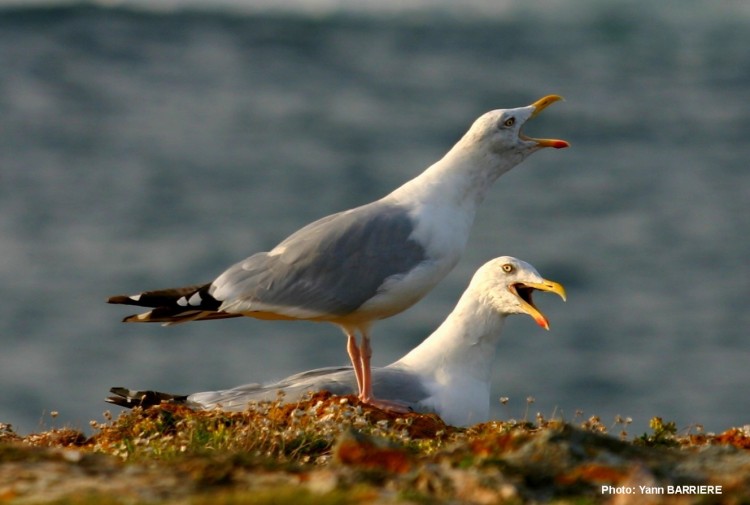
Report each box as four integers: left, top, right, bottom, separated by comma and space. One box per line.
108, 283, 241, 324
106, 387, 188, 409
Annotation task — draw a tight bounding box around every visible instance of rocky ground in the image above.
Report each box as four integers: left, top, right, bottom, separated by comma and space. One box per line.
2, 392, 749, 504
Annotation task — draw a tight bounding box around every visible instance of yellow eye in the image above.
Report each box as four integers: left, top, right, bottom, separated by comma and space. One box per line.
504, 117, 515, 127
502, 263, 514, 273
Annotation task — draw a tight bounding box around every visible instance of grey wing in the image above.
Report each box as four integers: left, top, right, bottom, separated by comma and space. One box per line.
186, 366, 357, 410
187, 365, 433, 413
210, 202, 428, 318
371, 366, 435, 408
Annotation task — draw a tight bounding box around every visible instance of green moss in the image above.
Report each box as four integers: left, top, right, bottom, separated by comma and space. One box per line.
6, 396, 750, 504
188, 487, 368, 505
23, 494, 125, 505
22, 487, 363, 505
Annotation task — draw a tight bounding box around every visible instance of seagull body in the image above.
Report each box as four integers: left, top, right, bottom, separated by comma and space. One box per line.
108, 96, 569, 410
108, 257, 566, 427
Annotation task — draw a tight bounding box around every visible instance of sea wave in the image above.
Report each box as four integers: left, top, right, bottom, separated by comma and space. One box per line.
1, 0, 748, 23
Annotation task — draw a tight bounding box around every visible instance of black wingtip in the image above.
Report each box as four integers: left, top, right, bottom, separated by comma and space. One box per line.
122, 313, 143, 323
106, 387, 188, 409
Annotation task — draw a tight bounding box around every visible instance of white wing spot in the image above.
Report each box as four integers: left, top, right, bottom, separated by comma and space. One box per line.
177, 297, 188, 307
129, 294, 142, 302
188, 292, 203, 306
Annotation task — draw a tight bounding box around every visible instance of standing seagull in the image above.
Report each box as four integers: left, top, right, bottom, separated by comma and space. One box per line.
108, 256, 566, 426
108, 95, 569, 411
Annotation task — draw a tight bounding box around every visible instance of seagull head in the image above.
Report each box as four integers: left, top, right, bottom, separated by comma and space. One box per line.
476, 256, 566, 330
462, 95, 570, 160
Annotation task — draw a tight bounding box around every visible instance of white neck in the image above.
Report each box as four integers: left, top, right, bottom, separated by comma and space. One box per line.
394, 285, 506, 386
385, 135, 522, 214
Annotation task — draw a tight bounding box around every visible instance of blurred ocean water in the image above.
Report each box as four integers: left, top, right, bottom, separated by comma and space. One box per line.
1, 0, 748, 434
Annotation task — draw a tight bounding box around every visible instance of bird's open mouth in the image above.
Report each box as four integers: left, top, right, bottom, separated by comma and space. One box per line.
513, 284, 537, 306
519, 95, 570, 149
509, 279, 567, 330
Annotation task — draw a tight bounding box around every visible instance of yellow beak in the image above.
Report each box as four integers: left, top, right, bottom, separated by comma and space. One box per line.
524, 95, 570, 149
510, 278, 566, 330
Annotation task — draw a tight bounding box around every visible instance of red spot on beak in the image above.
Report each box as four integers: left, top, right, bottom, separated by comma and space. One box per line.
535, 316, 550, 330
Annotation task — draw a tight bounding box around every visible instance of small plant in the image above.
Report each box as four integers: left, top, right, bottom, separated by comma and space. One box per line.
611, 414, 633, 440
635, 416, 679, 447
523, 396, 536, 423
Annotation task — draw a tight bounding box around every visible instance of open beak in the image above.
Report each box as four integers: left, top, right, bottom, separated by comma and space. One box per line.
521, 95, 570, 149
509, 278, 566, 330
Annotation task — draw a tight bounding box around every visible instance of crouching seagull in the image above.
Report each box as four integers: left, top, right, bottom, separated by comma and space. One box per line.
108, 256, 566, 427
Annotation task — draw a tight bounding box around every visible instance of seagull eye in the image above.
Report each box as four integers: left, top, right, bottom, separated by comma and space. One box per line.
503, 117, 515, 128
502, 263, 514, 273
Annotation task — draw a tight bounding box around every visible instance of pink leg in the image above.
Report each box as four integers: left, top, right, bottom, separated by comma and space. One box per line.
346, 332, 365, 396
359, 333, 373, 402
357, 331, 410, 413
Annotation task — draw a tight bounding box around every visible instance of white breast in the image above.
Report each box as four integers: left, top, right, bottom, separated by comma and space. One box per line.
354, 199, 474, 321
